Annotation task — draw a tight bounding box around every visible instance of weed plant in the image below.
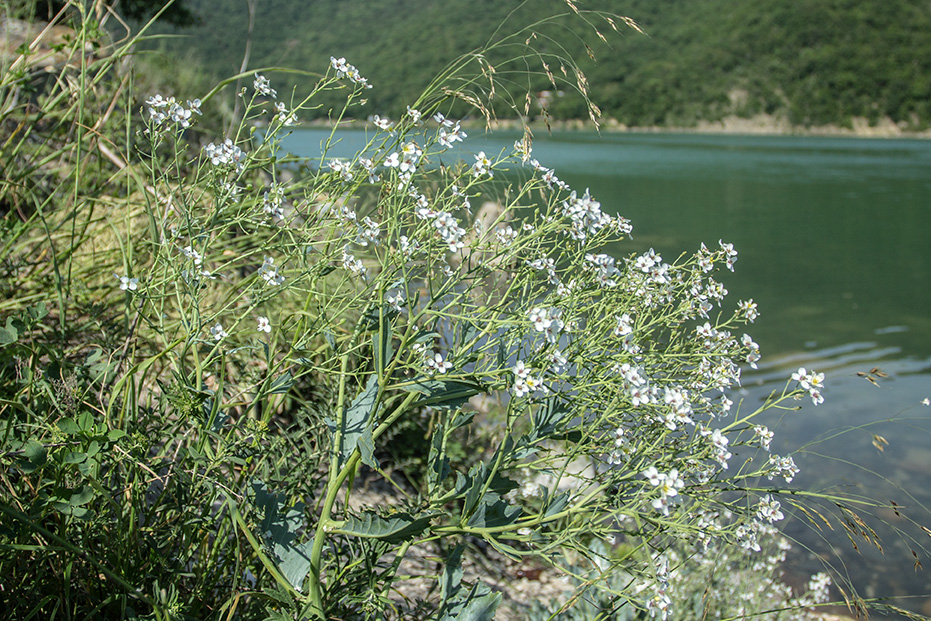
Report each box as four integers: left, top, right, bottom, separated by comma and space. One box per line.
0, 2, 912, 620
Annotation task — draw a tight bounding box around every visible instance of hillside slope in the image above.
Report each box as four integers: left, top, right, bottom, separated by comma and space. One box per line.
150, 0, 931, 130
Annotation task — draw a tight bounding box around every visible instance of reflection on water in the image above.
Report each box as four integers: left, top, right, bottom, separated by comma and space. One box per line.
283, 128, 931, 617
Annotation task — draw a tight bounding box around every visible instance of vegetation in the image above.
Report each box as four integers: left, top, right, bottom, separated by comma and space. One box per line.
1, 2, 926, 620
143, 0, 931, 130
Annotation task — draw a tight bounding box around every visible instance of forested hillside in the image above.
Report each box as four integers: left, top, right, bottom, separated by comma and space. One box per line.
148, 0, 931, 130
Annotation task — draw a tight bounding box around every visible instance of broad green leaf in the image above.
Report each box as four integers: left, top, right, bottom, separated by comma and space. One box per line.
338, 374, 379, 467
405, 377, 482, 410
69, 485, 95, 506
252, 480, 313, 592
466, 493, 521, 529
107, 429, 126, 442
455, 583, 501, 621
0, 325, 17, 346
23, 439, 46, 468
62, 451, 87, 464
439, 543, 464, 607
439, 581, 501, 621
57, 417, 80, 435
337, 510, 435, 544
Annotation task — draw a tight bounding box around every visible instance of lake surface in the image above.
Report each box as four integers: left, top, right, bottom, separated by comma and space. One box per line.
282, 128, 931, 618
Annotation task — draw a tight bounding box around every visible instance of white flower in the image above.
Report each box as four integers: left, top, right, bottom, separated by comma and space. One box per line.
210, 323, 228, 340
756, 494, 784, 523
253, 74, 277, 98
256, 316, 271, 333
258, 256, 285, 285
472, 151, 493, 177
425, 352, 452, 375
116, 274, 138, 291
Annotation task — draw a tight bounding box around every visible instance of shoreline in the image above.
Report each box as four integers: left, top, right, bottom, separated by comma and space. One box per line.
296, 114, 931, 139
486, 113, 931, 139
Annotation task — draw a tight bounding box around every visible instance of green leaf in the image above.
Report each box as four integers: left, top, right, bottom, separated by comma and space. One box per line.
439, 543, 464, 607
439, 581, 501, 621
27, 302, 48, 321
405, 377, 482, 410
427, 426, 450, 490
337, 510, 435, 544
57, 417, 80, 435
466, 493, 521, 529
107, 429, 126, 442
454, 585, 501, 621
62, 451, 87, 464
338, 374, 379, 468
252, 480, 313, 592
267, 371, 293, 395
69, 485, 95, 506
544, 490, 571, 518
372, 322, 394, 378
0, 325, 17, 346
23, 439, 46, 468
357, 427, 379, 469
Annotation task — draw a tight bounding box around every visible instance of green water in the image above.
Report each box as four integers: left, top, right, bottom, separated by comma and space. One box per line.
282, 128, 931, 616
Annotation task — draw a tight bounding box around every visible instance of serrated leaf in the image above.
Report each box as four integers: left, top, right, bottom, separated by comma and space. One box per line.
405, 377, 482, 410
338, 374, 379, 467
337, 510, 435, 544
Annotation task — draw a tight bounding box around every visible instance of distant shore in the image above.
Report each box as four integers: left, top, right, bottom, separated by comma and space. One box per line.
486, 113, 931, 138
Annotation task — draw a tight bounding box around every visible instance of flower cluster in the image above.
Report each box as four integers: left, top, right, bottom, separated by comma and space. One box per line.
643, 467, 684, 516
204, 139, 246, 170
258, 256, 285, 286
145, 94, 201, 129
330, 56, 371, 88
791, 367, 825, 405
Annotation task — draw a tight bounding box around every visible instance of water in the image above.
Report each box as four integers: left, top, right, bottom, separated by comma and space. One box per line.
282, 128, 931, 617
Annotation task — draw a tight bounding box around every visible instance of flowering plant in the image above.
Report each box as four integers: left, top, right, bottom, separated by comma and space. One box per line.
1, 5, 884, 620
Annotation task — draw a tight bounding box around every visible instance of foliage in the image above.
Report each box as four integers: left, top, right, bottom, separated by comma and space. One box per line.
0, 2, 913, 621
145, 0, 931, 130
